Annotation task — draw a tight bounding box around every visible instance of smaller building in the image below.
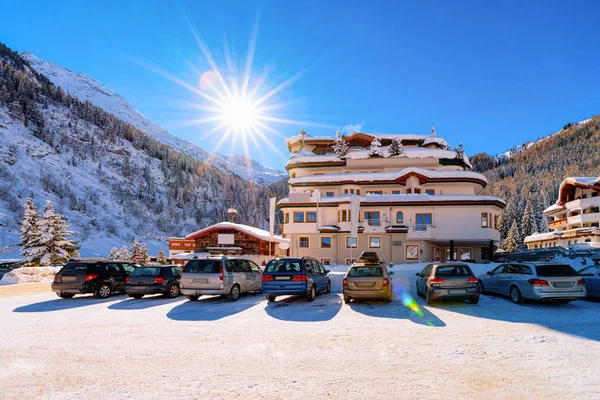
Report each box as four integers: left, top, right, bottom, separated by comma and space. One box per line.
168, 222, 289, 265
525, 177, 600, 249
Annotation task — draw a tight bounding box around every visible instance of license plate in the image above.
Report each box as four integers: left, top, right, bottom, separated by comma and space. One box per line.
63, 276, 76, 282
132, 286, 147, 291
448, 289, 466, 295
554, 282, 572, 288
275, 276, 291, 280
193, 279, 209, 283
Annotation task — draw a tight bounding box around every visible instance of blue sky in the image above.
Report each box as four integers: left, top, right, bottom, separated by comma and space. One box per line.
2, 0, 600, 170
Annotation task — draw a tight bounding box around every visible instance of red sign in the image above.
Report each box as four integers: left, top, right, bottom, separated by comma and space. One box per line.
135, 254, 141, 261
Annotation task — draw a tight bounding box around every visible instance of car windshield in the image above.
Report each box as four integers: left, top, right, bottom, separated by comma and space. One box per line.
348, 267, 382, 276
435, 265, 472, 277
130, 267, 162, 276
265, 260, 302, 273
184, 259, 222, 273
536, 264, 579, 277
62, 263, 92, 271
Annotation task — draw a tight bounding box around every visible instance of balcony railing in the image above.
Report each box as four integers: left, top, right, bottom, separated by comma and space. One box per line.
365, 219, 382, 227
549, 218, 567, 228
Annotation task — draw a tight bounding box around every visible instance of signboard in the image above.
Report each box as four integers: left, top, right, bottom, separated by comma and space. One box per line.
135, 254, 141, 261
218, 234, 235, 245
278, 242, 290, 250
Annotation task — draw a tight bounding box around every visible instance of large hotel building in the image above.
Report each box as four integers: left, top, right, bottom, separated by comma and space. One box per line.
278, 130, 505, 265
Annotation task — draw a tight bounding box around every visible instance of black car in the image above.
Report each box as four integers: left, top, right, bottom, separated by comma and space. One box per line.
52, 260, 136, 299
125, 265, 181, 299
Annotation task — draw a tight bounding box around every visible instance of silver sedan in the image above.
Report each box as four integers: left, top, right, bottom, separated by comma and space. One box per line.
478, 263, 586, 304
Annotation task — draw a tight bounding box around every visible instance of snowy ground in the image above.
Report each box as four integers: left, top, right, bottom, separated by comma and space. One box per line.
1, 263, 599, 399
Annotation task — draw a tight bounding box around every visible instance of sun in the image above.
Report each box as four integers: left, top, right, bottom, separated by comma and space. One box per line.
221, 95, 258, 131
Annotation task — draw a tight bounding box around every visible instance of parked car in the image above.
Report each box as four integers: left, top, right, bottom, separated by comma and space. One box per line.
125, 265, 181, 299
0, 260, 22, 280
52, 260, 136, 299
416, 262, 479, 305
180, 257, 263, 302
578, 265, 600, 299
262, 257, 331, 302
478, 262, 586, 304
342, 262, 393, 304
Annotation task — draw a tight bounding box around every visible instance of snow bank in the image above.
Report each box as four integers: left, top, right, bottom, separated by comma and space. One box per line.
0, 266, 61, 285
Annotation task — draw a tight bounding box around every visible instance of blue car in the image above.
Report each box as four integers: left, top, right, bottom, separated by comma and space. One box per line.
262, 257, 331, 302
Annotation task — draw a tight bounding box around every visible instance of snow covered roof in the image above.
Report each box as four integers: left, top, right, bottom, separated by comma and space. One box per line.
285, 132, 450, 149
543, 204, 565, 214
561, 177, 600, 187
278, 193, 505, 206
285, 151, 343, 167
524, 227, 600, 243
288, 167, 487, 186
284, 133, 334, 145
545, 177, 600, 213
185, 222, 288, 243
343, 147, 471, 168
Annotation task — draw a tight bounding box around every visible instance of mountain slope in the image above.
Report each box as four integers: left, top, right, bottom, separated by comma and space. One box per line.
0, 42, 286, 258
21, 52, 286, 185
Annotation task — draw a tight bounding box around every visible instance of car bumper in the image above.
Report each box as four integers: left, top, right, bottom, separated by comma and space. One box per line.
262, 285, 308, 296
431, 287, 479, 300
343, 288, 392, 300
51, 282, 94, 294
528, 290, 586, 301
181, 288, 228, 296
125, 284, 167, 295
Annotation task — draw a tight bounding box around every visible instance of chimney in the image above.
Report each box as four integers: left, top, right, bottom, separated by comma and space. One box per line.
227, 208, 238, 223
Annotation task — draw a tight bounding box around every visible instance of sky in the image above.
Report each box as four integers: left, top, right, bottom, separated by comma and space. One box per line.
2, 0, 600, 170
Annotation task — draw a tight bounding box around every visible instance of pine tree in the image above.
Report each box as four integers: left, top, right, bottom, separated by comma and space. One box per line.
388, 137, 404, 156
332, 137, 349, 157
521, 196, 538, 238
129, 239, 142, 261
139, 243, 151, 264
20, 198, 43, 266
37, 200, 78, 266
369, 138, 382, 157
503, 220, 521, 252
108, 247, 119, 259
157, 249, 167, 264
454, 143, 465, 160
117, 245, 130, 260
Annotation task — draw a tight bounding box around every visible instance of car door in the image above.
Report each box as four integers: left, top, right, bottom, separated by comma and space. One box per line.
418, 265, 432, 294
496, 264, 519, 296
485, 265, 505, 293
592, 270, 600, 297
233, 260, 248, 292
108, 263, 127, 291
304, 259, 318, 289
578, 266, 599, 296
247, 261, 262, 291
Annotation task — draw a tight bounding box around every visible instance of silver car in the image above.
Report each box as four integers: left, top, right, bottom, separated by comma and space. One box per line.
416, 262, 479, 305
342, 262, 394, 304
180, 257, 263, 301
478, 262, 586, 304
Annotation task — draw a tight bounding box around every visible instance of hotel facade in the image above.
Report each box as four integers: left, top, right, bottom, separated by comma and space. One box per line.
278, 131, 505, 265
525, 177, 600, 249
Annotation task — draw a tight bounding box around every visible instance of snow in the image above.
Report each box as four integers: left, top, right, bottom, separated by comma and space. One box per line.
279, 194, 505, 205
185, 222, 289, 243
0, 266, 60, 285
525, 227, 600, 243
544, 203, 565, 214
21, 52, 286, 185
344, 147, 473, 168
561, 177, 600, 187
286, 153, 342, 167
1, 262, 599, 399
288, 167, 487, 185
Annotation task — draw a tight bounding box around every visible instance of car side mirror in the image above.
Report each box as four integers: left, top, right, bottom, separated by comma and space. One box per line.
325, 269, 330, 274
389, 271, 394, 275
415, 273, 421, 277
487, 271, 492, 275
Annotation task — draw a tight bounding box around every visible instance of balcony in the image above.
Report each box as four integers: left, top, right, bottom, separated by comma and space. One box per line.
407, 225, 434, 239
549, 218, 567, 229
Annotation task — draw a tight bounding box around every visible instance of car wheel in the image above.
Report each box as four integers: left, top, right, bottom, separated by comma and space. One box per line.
469, 296, 480, 304
227, 284, 241, 301
307, 284, 316, 302
57, 293, 74, 299
343, 296, 350, 304
426, 288, 434, 305
477, 280, 487, 295
94, 283, 112, 299
166, 283, 180, 298
325, 281, 331, 294
186, 295, 199, 301
510, 286, 524, 305
266, 295, 276, 302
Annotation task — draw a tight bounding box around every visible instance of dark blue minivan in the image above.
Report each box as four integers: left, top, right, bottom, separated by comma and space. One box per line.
262, 257, 331, 302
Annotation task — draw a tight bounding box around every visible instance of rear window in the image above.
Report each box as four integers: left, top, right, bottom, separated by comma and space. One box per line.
130, 267, 162, 277
348, 267, 382, 277
435, 265, 472, 277
184, 260, 222, 273
62, 263, 94, 272
536, 264, 579, 277
265, 259, 302, 273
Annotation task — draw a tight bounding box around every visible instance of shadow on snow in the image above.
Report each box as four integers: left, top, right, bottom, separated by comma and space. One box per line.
108, 295, 184, 311
264, 293, 343, 322
13, 294, 121, 313
166, 293, 262, 321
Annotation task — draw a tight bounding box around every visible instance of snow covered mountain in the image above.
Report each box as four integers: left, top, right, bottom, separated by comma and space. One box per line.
21, 52, 287, 185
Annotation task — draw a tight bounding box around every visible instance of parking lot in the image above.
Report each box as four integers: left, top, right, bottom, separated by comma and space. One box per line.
1, 264, 599, 400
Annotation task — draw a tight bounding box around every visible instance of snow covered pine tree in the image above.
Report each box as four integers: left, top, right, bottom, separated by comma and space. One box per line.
108, 247, 120, 259
117, 245, 130, 260
369, 138, 382, 157
140, 243, 151, 264
157, 249, 167, 264
388, 137, 404, 156
332, 135, 349, 157
503, 220, 522, 252
36, 200, 78, 266
20, 197, 43, 266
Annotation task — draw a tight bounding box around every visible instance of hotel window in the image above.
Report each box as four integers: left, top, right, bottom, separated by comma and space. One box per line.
593, 192, 599, 198
425, 189, 435, 195
413, 188, 421, 194
364, 211, 380, 226
340, 210, 351, 222
325, 192, 334, 197
320, 258, 332, 265
320, 236, 332, 248
396, 211, 404, 223
345, 258, 358, 265
392, 191, 402, 195
285, 213, 289, 224
367, 191, 383, 195
299, 236, 310, 248
369, 236, 381, 248
494, 215, 499, 229
415, 213, 432, 231
481, 213, 489, 228
460, 248, 472, 261
306, 211, 317, 223
293, 212, 305, 223
344, 188, 359, 195
346, 236, 357, 248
